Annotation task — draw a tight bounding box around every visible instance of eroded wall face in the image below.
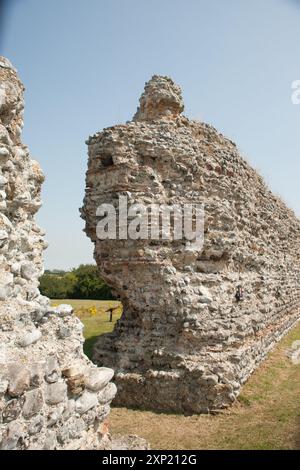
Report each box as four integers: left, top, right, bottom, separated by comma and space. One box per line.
0, 58, 117, 450
82, 76, 300, 414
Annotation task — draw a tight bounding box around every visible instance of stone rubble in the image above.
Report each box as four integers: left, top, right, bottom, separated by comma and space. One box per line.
82, 75, 300, 414
0, 56, 148, 450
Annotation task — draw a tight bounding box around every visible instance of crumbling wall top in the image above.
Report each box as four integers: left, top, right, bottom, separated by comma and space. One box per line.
133, 75, 184, 121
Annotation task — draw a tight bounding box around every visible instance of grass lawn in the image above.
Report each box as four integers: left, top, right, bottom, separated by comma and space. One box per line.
51, 299, 122, 358
51, 299, 300, 449
109, 322, 300, 450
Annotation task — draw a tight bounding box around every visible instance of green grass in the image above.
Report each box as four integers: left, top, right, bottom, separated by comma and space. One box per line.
109, 322, 300, 450
51, 299, 122, 358
51, 299, 300, 449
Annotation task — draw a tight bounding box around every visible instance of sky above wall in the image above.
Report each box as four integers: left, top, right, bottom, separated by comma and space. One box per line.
1, 0, 300, 269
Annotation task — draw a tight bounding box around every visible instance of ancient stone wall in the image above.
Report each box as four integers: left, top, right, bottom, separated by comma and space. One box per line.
0, 57, 118, 449
82, 75, 300, 414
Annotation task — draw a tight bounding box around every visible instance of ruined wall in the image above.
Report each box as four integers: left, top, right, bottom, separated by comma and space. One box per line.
0, 57, 118, 449
82, 75, 300, 414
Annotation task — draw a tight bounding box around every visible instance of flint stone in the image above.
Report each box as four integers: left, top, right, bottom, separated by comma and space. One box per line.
45, 356, 60, 383
81, 407, 97, 426
47, 404, 64, 427
43, 431, 57, 450
0, 189, 6, 199
46, 382, 67, 405
58, 326, 71, 339
84, 367, 114, 392
75, 390, 98, 415
7, 363, 30, 397
198, 296, 212, 305
199, 374, 219, 386
57, 426, 69, 444
67, 417, 86, 439
26, 287, 40, 301
198, 286, 213, 304
2, 398, 24, 422
19, 328, 42, 347
28, 416, 44, 435
0, 422, 23, 450
30, 363, 45, 387
97, 382, 117, 405
62, 399, 75, 420
0, 200, 7, 210
0, 229, 8, 240
0, 147, 9, 159
10, 262, 20, 275
97, 404, 110, 423
20, 261, 37, 280
0, 285, 12, 301
22, 389, 44, 418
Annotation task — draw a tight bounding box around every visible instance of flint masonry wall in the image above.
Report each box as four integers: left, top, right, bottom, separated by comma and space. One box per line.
0, 57, 118, 449
82, 75, 300, 414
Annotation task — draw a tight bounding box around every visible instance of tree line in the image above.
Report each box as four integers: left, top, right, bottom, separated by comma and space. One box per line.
39, 264, 113, 300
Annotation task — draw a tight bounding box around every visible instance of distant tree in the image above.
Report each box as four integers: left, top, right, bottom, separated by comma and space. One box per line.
39, 274, 70, 299
71, 264, 113, 300
44, 269, 67, 276
39, 264, 113, 300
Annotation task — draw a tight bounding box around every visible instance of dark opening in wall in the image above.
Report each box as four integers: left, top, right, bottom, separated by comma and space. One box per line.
102, 153, 114, 167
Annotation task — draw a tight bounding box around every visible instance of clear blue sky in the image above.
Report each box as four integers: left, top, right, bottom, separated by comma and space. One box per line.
1, 0, 300, 269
